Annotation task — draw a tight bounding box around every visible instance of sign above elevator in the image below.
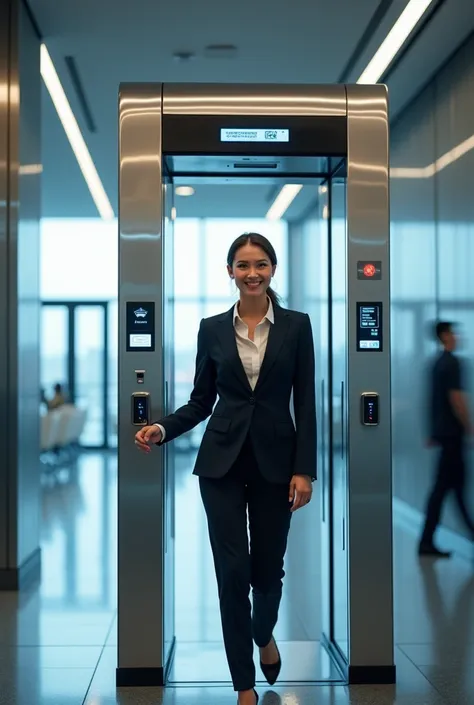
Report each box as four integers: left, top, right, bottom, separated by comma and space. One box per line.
162, 115, 347, 157
220, 128, 290, 143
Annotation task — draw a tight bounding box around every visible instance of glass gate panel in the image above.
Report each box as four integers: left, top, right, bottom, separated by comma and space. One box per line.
163, 182, 176, 668
330, 177, 349, 659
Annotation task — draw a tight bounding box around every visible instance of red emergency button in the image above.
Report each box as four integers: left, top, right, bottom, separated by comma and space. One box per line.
363, 263, 376, 277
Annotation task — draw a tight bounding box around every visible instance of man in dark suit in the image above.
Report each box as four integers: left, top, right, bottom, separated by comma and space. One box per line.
419, 321, 474, 557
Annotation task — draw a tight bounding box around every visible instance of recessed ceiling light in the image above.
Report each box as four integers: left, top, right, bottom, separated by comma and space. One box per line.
175, 186, 195, 197
19, 164, 43, 175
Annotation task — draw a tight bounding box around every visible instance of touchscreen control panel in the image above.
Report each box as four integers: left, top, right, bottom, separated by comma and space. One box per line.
356, 302, 383, 352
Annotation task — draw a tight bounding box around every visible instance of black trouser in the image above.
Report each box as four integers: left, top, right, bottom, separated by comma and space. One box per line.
199, 436, 292, 692
421, 436, 474, 545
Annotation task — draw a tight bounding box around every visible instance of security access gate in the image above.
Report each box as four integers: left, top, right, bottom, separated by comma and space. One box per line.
117, 84, 394, 687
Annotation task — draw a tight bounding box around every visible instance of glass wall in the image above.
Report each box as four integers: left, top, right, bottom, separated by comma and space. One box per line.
40, 219, 119, 301
390, 32, 474, 539
40, 218, 118, 447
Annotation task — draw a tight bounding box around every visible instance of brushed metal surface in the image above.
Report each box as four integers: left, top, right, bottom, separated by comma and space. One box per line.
0, 0, 9, 569
118, 83, 165, 668
0, 0, 41, 574
7, 0, 20, 569
346, 84, 394, 669
163, 83, 346, 116
14, 1, 42, 569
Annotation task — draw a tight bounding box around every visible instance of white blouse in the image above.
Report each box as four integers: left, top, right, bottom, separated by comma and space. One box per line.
233, 298, 274, 390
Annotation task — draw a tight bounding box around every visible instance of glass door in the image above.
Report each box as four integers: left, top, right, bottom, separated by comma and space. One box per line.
330, 177, 349, 660
163, 180, 176, 671
40, 305, 69, 400
40, 301, 110, 448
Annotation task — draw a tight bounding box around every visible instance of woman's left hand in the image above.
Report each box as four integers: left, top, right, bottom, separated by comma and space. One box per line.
289, 475, 312, 512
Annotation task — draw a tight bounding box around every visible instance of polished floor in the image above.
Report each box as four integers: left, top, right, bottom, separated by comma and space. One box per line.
1, 450, 474, 704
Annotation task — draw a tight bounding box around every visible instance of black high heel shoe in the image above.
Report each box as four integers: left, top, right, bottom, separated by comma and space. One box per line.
260, 636, 281, 685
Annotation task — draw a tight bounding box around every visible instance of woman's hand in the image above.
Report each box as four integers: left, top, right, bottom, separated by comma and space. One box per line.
289, 474, 312, 512
134, 425, 162, 453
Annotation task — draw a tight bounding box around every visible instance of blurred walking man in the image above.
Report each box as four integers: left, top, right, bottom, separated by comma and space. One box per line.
419, 321, 474, 557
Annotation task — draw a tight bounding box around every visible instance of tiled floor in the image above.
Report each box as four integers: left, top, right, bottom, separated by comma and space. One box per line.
1, 450, 474, 704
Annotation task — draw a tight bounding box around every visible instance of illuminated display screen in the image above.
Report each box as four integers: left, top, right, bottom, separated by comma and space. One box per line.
220, 128, 289, 143
126, 302, 155, 352
130, 334, 152, 348
357, 302, 383, 352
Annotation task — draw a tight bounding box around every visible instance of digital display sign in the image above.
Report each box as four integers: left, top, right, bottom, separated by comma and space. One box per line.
220, 128, 290, 143
126, 302, 155, 352
356, 302, 383, 352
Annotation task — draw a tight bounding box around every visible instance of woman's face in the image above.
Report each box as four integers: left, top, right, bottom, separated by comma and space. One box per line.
228, 243, 276, 300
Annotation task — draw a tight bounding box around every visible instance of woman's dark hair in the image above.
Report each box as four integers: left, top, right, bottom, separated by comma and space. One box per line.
227, 232, 281, 306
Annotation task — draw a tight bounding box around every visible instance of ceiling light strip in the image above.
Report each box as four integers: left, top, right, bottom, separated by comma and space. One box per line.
357, 0, 436, 84
266, 184, 303, 220
40, 44, 115, 220
391, 131, 474, 179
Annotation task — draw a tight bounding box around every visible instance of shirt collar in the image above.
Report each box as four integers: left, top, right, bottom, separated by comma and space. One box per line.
233, 297, 275, 326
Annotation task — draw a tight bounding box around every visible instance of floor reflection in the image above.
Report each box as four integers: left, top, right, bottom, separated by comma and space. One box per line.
0, 449, 473, 703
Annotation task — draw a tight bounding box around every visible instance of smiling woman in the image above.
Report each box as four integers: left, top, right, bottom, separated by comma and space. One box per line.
171, 219, 288, 434
226, 232, 281, 308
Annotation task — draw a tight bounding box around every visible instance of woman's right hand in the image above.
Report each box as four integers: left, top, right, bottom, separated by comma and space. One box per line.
134, 425, 162, 453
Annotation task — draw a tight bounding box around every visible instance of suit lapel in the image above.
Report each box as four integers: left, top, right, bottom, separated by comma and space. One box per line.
215, 307, 253, 393
255, 306, 290, 391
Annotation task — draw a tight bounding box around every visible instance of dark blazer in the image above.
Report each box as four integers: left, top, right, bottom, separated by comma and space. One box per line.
154, 304, 317, 484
